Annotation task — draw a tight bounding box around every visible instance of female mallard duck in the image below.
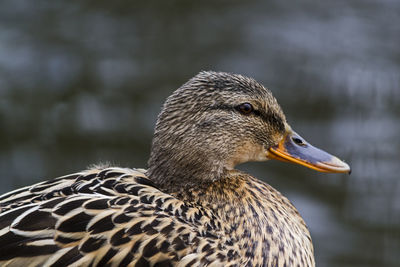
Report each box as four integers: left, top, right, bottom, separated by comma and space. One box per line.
0, 71, 350, 267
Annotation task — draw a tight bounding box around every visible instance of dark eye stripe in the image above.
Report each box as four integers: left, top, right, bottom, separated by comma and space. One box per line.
253, 110, 261, 116
209, 104, 284, 132
260, 110, 285, 132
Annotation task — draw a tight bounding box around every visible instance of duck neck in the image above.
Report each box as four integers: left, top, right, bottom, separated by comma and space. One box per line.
147, 146, 227, 193
174, 171, 280, 263
174, 170, 315, 266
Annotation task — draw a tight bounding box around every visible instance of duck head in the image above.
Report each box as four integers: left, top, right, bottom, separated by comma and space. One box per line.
148, 71, 350, 191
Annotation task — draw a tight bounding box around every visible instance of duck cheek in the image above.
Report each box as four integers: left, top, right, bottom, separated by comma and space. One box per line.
247, 143, 270, 163
253, 150, 270, 162
224, 142, 264, 168
249, 143, 270, 162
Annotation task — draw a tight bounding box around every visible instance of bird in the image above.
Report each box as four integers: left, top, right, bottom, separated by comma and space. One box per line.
0, 71, 350, 267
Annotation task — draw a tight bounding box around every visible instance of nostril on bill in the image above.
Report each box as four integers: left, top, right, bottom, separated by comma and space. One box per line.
292, 137, 306, 146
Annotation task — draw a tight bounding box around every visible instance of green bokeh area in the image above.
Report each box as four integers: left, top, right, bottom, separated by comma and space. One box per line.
0, 1, 399, 266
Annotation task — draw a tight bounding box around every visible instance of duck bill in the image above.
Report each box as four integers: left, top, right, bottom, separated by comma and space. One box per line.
268, 132, 351, 173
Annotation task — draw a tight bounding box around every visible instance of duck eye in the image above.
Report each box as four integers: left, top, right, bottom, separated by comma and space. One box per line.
236, 103, 253, 115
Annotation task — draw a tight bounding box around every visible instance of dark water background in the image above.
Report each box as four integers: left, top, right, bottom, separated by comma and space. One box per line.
0, 1, 399, 266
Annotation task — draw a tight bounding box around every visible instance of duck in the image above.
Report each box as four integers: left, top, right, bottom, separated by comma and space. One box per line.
0, 71, 350, 267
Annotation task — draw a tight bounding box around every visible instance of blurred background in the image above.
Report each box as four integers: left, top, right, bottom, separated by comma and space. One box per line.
0, 0, 399, 266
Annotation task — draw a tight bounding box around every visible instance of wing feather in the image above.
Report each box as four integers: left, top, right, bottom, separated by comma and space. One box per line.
0, 167, 241, 266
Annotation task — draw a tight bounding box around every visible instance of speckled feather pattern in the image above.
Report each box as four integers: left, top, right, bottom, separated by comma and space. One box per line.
0, 167, 313, 266
148, 71, 286, 193
0, 71, 316, 266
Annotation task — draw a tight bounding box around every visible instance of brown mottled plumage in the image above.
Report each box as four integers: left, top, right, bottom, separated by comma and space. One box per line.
0, 71, 340, 266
